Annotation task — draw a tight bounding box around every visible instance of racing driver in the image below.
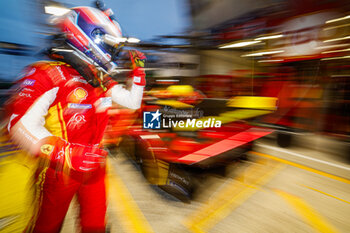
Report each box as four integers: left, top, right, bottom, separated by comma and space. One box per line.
5, 5, 145, 233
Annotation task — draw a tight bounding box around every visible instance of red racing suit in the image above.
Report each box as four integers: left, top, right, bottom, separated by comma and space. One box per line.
6, 61, 144, 233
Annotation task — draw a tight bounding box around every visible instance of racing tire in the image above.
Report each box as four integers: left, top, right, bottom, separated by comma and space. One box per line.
159, 165, 193, 203
119, 135, 139, 163
277, 131, 292, 148
346, 143, 350, 163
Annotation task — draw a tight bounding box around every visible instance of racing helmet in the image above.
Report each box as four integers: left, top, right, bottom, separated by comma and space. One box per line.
58, 6, 123, 74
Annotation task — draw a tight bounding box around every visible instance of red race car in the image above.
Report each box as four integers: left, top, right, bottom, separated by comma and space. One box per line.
104, 90, 277, 202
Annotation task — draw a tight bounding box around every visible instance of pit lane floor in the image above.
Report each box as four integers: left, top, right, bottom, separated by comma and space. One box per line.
61, 140, 350, 233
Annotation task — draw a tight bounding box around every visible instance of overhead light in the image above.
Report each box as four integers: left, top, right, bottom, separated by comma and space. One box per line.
254, 34, 283, 41
156, 79, 179, 83
331, 74, 350, 78
242, 50, 284, 57
258, 59, 284, 63
323, 36, 350, 43
315, 44, 350, 50
322, 48, 350, 54
323, 23, 350, 31
219, 40, 261, 49
44, 6, 70, 16
114, 68, 159, 72
127, 37, 141, 43
326, 15, 350, 24
321, 55, 350, 61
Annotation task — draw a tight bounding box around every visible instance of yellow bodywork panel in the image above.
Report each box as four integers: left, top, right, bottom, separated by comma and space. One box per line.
155, 100, 194, 109
227, 96, 278, 110
0, 151, 37, 232
172, 96, 277, 131
166, 85, 194, 96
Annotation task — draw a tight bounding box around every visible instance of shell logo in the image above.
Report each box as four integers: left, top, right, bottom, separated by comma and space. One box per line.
74, 87, 88, 100
68, 87, 88, 103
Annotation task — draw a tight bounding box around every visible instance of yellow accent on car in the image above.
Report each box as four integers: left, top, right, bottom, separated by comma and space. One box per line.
227, 96, 278, 110
167, 85, 194, 96
173, 109, 272, 131
155, 100, 194, 109
172, 96, 278, 131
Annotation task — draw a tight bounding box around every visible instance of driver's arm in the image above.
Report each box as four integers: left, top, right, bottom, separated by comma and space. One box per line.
107, 67, 145, 109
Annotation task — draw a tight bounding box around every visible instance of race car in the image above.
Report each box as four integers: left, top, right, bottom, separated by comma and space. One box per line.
120, 121, 272, 202
104, 86, 277, 202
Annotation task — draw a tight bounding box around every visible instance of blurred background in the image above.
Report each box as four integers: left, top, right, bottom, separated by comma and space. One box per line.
1, 0, 350, 233
1, 0, 350, 146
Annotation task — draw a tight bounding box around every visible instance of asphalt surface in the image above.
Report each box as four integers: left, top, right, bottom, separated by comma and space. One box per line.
61, 139, 350, 233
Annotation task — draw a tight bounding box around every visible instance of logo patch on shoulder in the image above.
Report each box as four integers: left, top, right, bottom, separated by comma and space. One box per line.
22, 79, 36, 86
